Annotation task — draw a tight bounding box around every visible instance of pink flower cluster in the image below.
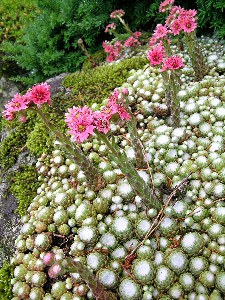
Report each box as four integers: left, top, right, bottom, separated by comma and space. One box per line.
102, 40, 123, 62
147, 43, 165, 66
159, 0, 175, 12
165, 5, 197, 35
110, 9, 125, 19
149, 24, 170, 46
147, 43, 184, 71
105, 22, 116, 33
150, 2, 198, 47
65, 89, 130, 143
166, 6, 197, 35
2, 82, 51, 121
124, 35, 140, 48
103, 32, 142, 62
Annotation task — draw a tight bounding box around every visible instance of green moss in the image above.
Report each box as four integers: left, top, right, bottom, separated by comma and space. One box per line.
0, 112, 36, 171
26, 120, 53, 157
63, 56, 148, 106
0, 261, 14, 300
9, 165, 40, 216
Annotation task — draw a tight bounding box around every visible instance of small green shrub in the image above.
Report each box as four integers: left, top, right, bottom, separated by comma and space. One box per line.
196, 0, 225, 38
9, 165, 40, 216
0, 261, 13, 300
63, 56, 148, 105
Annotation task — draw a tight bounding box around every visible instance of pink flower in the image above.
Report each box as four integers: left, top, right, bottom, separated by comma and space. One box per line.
147, 43, 165, 66
43, 252, 55, 266
181, 17, 197, 33
93, 111, 111, 134
103, 89, 130, 121
153, 24, 170, 40
148, 36, 157, 46
122, 87, 129, 95
105, 23, 116, 33
2, 92, 31, 121
65, 106, 95, 143
161, 55, 184, 71
106, 53, 118, 63
29, 82, 51, 105
48, 264, 62, 278
124, 36, 140, 48
133, 31, 142, 38
170, 19, 182, 35
170, 5, 183, 16
159, 0, 175, 12
19, 115, 27, 123
116, 103, 131, 120
102, 41, 113, 53
5, 93, 30, 112
2, 109, 15, 121
65, 106, 86, 124
103, 40, 122, 62
110, 9, 125, 19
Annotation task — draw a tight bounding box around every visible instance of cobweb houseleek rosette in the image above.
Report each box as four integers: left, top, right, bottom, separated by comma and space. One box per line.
95, 130, 161, 210
35, 108, 103, 190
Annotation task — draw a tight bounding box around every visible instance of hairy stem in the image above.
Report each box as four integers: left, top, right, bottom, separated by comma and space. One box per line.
127, 115, 147, 168
95, 131, 161, 210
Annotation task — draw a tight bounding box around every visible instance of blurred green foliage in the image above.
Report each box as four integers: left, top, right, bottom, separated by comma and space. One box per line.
0, 261, 14, 300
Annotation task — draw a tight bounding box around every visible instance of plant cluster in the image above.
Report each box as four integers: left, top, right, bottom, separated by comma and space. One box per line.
1, 0, 225, 299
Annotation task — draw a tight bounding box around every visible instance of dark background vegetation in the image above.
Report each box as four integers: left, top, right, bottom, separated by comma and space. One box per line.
0, 0, 225, 86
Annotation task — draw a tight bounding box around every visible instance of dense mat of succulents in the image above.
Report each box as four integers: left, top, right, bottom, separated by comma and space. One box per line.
9, 34, 225, 300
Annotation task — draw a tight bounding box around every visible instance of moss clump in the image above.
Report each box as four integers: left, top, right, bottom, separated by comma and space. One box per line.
9, 165, 40, 216
0, 261, 14, 300
63, 56, 148, 106
26, 121, 53, 157
0, 113, 36, 171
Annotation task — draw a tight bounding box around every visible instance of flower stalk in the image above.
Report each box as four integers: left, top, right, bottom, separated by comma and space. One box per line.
78, 38, 97, 68
183, 31, 208, 81
168, 71, 181, 127
95, 130, 161, 210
